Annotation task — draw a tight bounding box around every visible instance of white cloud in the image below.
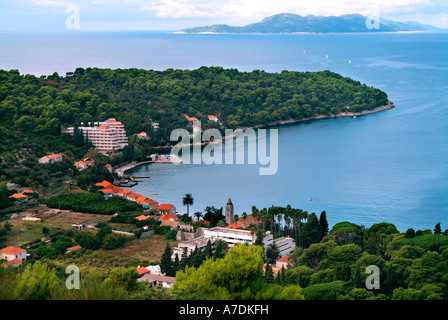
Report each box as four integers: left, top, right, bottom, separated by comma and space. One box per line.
134, 0, 439, 20
30, 0, 73, 7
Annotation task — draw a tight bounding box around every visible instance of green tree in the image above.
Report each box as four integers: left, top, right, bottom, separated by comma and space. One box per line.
265, 263, 275, 284
301, 280, 347, 300
172, 243, 265, 300
14, 261, 59, 300
434, 222, 442, 235
108, 267, 139, 292
161, 242, 174, 276
319, 210, 329, 239
101, 233, 127, 250
182, 193, 194, 216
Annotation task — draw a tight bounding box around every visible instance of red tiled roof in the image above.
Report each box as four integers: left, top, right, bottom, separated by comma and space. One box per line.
105, 119, 117, 124
7, 259, 22, 266
136, 195, 148, 202
137, 266, 150, 276
21, 189, 34, 194
157, 204, 174, 211
0, 246, 26, 255
100, 188, 114, 193
9, 193, 27, 199
159, 214, 176, 221
95, 180, 114, 188
277, 255, 292, 263
127, 192, 140, 199
46, 154, 62, 159
67, 245, 81, 252
225, 222, 242, 229
188, 117, 198, 121
143, 198, 157, 204
136, 215, 149, 221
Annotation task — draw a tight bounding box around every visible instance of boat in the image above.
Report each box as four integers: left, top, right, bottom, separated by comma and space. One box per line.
353, 116, 357, 119
152, 193, 157, 195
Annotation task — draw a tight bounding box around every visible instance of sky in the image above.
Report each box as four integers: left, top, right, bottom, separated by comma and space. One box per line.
0, 0, 447, 31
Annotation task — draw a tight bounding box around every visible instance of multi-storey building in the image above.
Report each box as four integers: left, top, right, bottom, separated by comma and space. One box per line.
65, 118, 128, 152
171, 227, 275, 261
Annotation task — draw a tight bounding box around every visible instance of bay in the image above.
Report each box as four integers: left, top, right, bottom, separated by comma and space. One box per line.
1, 31, 447, 231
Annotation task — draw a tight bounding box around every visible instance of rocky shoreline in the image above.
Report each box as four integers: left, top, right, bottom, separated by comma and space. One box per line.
249, 100, 395, 129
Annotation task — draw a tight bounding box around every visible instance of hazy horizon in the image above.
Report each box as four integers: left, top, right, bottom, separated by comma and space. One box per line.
0, 0, 447, 32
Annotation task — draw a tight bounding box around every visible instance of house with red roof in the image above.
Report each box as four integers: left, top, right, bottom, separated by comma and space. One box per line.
9, 193, 28, 203
137, 132, 148, 139
137, 266, 150, 277
66, 245, 82, 253
0, 245, 27, 266
276, 254, 293, 269
152, 204, 176, 215
135, 215, 149, 221
208, 115, 218, 122
38, 153, 63, 164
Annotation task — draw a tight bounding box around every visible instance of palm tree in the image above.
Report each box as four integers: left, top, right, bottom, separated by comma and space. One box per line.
182, 193, 194, 216
194, 211, 202, 222
276, 213, 283, 237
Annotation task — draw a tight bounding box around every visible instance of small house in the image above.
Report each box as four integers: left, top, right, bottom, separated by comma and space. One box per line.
0, 245, 27, 267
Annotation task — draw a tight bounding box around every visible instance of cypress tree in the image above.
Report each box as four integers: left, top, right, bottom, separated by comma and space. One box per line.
319, 210, 329, 239
265, 263, 275, 284
160, 242, 173, 276
173, 253, 180, 273
179, 247, 188, 270
204, 240, 213, 259
434, 222, 442, 234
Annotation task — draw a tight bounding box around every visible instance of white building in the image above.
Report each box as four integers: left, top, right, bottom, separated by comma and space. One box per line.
137, 274, 176, 288
171, 227, 274, 261
65, 118, 128, 152
0, 245, 27, 267
38, 154, 63, 164
273, 237, 296, 258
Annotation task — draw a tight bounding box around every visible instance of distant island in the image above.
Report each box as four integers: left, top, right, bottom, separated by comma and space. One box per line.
178, 13, 443, 34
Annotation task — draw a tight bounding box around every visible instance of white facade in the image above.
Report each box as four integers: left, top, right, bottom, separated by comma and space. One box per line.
66, 118, 128, 152
171, 227, 274, 261
0, 246, 27, 266
273, 237, 295, 258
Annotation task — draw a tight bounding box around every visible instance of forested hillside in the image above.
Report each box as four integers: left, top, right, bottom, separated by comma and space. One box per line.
0, 67, 388, 196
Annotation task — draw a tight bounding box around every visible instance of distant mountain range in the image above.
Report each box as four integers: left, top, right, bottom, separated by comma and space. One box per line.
178, 13, 444, 34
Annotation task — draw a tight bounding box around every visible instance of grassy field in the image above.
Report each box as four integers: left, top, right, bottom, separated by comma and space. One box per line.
2, 209, 111, 247
99, 234, 180, 262
2, 219, 69, 246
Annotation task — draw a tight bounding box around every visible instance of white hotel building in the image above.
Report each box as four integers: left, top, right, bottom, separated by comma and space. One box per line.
66, 118, 128, 152
171, 227, 295, 261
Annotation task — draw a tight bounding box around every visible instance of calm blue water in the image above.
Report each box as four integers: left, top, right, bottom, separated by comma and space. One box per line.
1, 31, 447, 232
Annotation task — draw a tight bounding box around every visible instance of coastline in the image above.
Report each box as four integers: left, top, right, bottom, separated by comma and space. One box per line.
161, 100, 395, 148
116, 100, 395, 175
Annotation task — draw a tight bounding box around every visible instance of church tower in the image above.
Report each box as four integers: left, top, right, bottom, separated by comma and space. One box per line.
225, 198, 234, 225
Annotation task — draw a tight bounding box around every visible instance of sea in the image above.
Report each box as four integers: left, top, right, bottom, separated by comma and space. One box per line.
1, 31, 447, 232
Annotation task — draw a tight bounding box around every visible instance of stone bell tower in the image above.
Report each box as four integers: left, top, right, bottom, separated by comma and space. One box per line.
225, 198, 234, 225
